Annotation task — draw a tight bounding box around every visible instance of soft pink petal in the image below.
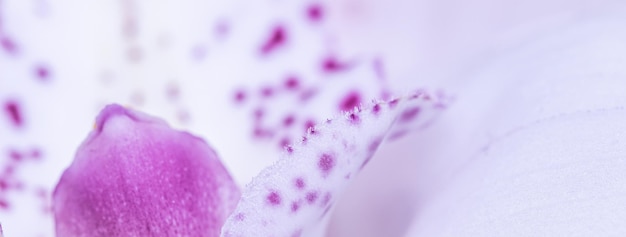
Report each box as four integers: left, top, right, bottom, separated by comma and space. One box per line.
221, 91, 449, 237
53, 104, 240, 236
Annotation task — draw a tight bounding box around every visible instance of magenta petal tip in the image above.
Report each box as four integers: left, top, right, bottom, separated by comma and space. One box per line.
53, 104, 240, 237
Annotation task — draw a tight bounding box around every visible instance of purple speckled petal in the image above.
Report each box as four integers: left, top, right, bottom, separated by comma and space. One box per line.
221, 91, 449, 237
53, 104, 240, 237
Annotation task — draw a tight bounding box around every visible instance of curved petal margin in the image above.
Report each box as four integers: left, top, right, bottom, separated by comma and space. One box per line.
221, 91, 450, 237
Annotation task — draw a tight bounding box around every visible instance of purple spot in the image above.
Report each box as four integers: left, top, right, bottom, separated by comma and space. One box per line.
214, 20, 230, 38
253, 126, 274, 139
306, 191, 318, 204
368, 138, 383, 154
294, 178, 305, 190
304, 119, 315, 133
339, 91, 361, 112
321, 56, 350, 73
318, 153, 335, 177
306, 3, 324, 22
279, 137, 291, 149
299, 88, 317, 102
34, 64, 51, 81
284, 76, 300, 90
348, 113, 360, 124
34, 188, 47, 200
0, 199, 9, 210
286, 146, 294, 153
13, 181, 24, 191
253, 107, 265, 121
400, 107, 420, 123
8, 149, 22, 161
233, 89, 247, 104
267, 191, 282, 206
30, 148, 42, 160
291, 201, 300, 213
4, 100, 23, 128
389, 99, 399, 108
3, 164, 15, 176
260, 86, 274, 98
411, 90, 425, 99
260, 25, 287, 55
283, 115, 295, 127
1, 37, 18, 55
0, 179, 8, 191
235, 213, 245, 221
435, 102, 447, 110
372, 104, 381, 114
389, 129, 408, 141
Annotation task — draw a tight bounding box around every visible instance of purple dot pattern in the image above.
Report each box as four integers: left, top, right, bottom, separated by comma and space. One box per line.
318, 153, 335, 177
0, 0, 435, 235
260, 25, 287, 56
221, 91, 450, 237
223, 0, 396, 154
3, 100, 23, 128
267, 191, 282, 206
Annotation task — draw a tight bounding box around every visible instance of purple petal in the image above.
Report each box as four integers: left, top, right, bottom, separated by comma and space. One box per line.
53, 104, 240, 237
221, 91, 449, 237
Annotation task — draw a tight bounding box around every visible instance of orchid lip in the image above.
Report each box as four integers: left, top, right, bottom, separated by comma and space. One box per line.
53, 103, 240, 237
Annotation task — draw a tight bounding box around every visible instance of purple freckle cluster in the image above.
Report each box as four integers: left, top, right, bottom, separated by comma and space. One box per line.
0, 0, 443, 235
261, 25, 287, 55
400, 107, 421, 123
225, 1, 395, 151
318, 153, 335, 176
306, 191, 318, 204
340, 91, 362, 112
295, 178, 306, 190
1, 147, 48, 212
267, 191, 282, 206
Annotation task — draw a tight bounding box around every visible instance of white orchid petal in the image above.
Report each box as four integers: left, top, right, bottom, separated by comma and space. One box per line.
221, 91, 449, 237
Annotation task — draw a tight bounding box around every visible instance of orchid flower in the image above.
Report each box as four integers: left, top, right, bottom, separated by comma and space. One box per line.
2, 0, 626, 236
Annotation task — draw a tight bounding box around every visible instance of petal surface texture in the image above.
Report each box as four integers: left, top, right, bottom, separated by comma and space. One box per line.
53, 104, 240, 237
402, 11, 626, 237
